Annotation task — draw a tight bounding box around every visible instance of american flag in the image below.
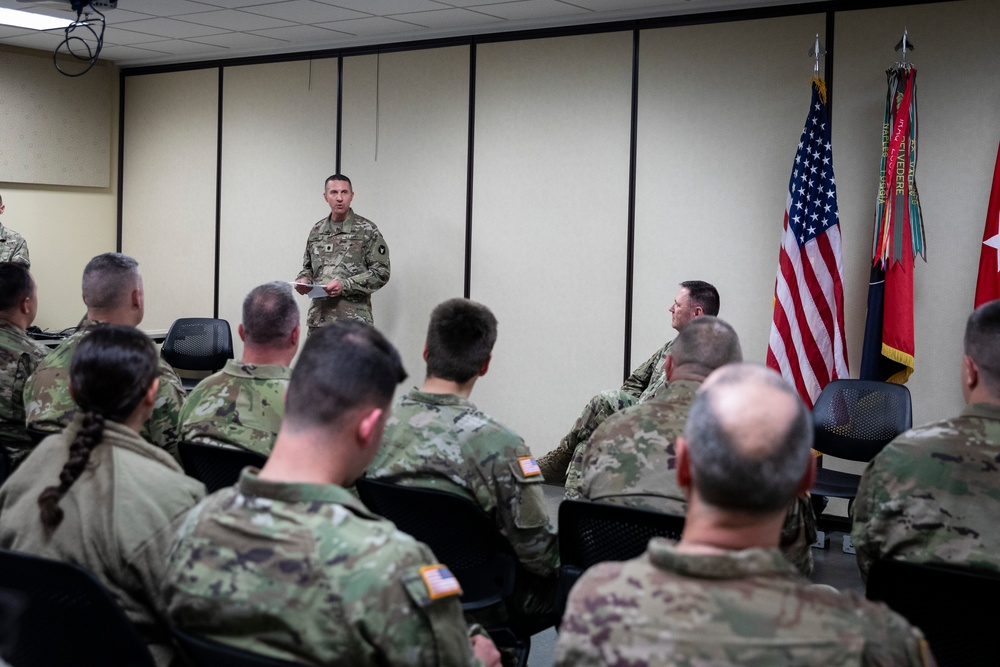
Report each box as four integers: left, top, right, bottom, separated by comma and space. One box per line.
420, 564, 462, 599
766, 79, 849, 408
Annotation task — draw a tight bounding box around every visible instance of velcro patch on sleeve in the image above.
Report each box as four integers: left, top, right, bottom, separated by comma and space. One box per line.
419, 564, 462, 600
518, 456, 542, 477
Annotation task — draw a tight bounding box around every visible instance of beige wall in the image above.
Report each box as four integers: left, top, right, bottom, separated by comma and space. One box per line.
0, 47, 118, 331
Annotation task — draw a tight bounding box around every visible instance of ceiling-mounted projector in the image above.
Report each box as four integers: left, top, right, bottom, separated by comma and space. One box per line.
16, 0, 118, 9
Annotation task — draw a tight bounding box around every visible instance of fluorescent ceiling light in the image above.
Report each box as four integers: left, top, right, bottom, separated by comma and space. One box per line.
0, 7, 73, 30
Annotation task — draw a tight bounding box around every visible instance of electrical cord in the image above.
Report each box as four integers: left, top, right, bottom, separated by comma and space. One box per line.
53, 2, 105, 77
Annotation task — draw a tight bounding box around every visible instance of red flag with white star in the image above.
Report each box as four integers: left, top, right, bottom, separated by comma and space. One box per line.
975, 142, 1000, 308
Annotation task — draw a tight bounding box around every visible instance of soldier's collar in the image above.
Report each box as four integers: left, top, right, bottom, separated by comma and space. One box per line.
649, 539, 798, 580
236, 467, 376, 516
327, 209, 355, 233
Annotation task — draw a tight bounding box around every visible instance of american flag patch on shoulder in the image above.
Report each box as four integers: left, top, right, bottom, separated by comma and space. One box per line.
419, 564, 462, 600
518, 456, 541, 477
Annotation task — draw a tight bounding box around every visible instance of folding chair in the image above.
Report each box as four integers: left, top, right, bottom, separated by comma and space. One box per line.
160, 318, 234, 391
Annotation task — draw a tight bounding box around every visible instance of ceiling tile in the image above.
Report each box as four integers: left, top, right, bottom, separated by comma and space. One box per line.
95, 9, 162, 23
188, 31, 288, 48
475, 0, 590, 21
315, 0, 447, 15
246, 0, 367, 23
178, 8, 295, 30
102, 27, 170, 45
249, 23, 348, 42
188, 0, 281, 7
0, 25, 31, 38
116, 0, 219, 17
316, 15, 421, 36
111, 17, 228, 38
138, 37, 230, 56
99, 43, 176, 59
0, 31, 65, 50
396, 8, 504, 29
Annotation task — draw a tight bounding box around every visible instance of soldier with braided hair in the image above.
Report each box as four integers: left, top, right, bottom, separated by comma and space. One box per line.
0, 325, 205, 667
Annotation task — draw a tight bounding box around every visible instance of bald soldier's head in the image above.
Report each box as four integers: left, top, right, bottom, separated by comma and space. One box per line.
666, 316, 742, 380
682, 363, 813, 515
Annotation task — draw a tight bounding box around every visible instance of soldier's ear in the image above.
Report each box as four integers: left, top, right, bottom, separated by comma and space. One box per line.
422, 341, 429, 362
963, 355, 979, 392
664, 355, 676, 381
290, 323, 300, 349
796, 455, 817, 496
676, 437, 692, 490
238, 323, 247, 343
357, 407, 384, 447
478, 354, 491, 378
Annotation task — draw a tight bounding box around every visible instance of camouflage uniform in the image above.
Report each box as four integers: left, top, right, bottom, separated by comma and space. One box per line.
297, 209, 389, 330
852, 402, 1000, 582
164, 468, 485, 666
23, 320, 186, 459
178, 360, 289, 456
0, 320, 48, 468
555, 538, 935, 667
367, 388, 560, 623
0, 223, 29, 266
0, 416, 205, 667
568, 379, 817, 576
539, 340, 673, 483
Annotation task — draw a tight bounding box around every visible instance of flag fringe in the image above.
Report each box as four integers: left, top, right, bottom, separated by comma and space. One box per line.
881, 342, 914, 384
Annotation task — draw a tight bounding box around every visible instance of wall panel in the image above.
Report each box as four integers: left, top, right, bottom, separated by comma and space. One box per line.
122, 69, 218, 331
472, 32, 632, 454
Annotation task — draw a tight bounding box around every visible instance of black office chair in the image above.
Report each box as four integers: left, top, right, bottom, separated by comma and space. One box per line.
556, 499, 685, 626
172, 628, 307, 667
355, 477, 534, 666
866, 559, 1000, 667
178, 440, 266, 493
160, 318, 234, 391
811, 379, 912, 552
0, 549, 155, 667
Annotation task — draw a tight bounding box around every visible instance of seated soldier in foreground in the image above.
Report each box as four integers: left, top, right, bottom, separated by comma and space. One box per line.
0, 262, 48, 469
178, 281, 299, 455
555, 363, 935, 667
366, 298, 559, 630
0, 326, 206, 667
164, 321, 500, 666
567, 317, 816, 575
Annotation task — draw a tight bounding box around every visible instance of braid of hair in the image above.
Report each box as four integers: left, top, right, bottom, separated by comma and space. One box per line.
37, 411, 106, 529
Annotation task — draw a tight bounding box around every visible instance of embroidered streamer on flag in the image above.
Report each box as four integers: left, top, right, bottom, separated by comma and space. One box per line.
767, 77, 849, 408
974, 142, 1000, 308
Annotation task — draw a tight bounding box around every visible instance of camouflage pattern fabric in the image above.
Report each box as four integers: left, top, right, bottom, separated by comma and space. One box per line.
555, 539, 935, 667
164, 469, 484, 666
0, 320, 48, 467
297, 209, 389, 329
567, 379, 815, 576
23, 321, 186, 459
852, 402, 1000, 582
538, 340, 674, 483
178, 360, 289, 456
367, 389, 559, 620
0, 224, 29, 267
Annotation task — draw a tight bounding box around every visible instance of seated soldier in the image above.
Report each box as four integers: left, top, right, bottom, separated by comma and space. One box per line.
0, 326, 206, 667
0, 194, 29, 267
555, 363, 935, 667
538, 280, 719, 484
853, 299, 1000, 581
179, 282, 299, 455
568, 317, 816, 576
24, 253, 185, 458
164, 321, 500, 666
366, 298, 559, 630
0, 262, 48, 469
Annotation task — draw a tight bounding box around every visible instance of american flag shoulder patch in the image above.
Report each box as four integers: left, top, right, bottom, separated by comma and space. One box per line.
419, 564, 462, 600
518, 456, 541, 477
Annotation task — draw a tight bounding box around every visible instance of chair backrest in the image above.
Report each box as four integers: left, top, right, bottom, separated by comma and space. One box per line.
559, 499, 686, 569
160, 318, 234, 372
178, 441, 267, 493
812, 379, 912, 462
172, 628, 307, 667
866, 559, 1000, 666
0, 549, 155, 667
354, 477, 518, 610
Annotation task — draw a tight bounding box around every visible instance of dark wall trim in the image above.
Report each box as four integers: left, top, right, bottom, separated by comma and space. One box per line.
623, 28, 640, 383
336, 55, 343, 173
213, 66, 224, 318
115, 69, 125, 252
464, 41, 477, 300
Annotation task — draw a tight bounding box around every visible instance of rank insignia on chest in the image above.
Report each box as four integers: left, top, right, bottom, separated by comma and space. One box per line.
518, 456, 542, 477
420, 564, 462, 599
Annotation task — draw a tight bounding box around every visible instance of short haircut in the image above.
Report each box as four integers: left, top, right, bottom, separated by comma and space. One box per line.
684, 363, 812, 514
0, 262, 33, 311
425, 298, 498, 383
242, 281, 299, 348
284, 320, 406, 431
324, 174, 352, 190
669, 316, 742, 370
965, 300, 1000, 393
681, 280, 720, 316
81, 253, 140, 311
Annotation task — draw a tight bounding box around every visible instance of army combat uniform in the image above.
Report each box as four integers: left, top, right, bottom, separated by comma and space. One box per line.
297, 209, 389, 331
556, 538, 935, 667
367, 388, 560, 625
0, 416, 205, 667
0, 320, 48, 468
0, 223, 29, 266
567, 379, 817, 576
164, 469, 486, 666
853, 403, 1000, 582
538, 339, 674, 483
178, 360, 290, 456
23, 320, 186, 459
